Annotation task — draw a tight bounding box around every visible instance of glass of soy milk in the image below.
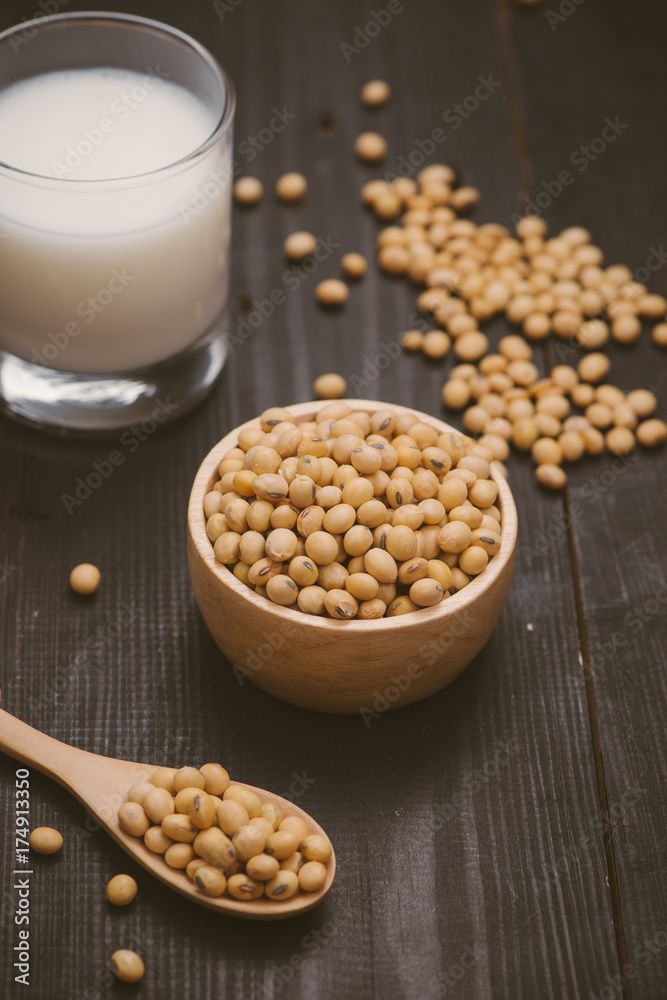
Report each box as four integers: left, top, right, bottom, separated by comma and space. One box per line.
0, 12, 235, 433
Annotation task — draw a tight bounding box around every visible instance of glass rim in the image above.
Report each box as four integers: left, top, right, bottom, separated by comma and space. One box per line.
0, 10, 236, 184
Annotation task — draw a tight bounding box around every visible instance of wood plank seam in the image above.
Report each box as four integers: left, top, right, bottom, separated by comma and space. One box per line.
492, 1, 632, 997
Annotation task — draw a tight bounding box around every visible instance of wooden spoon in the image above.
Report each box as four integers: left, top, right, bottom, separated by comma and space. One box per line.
0, 700, 335, 920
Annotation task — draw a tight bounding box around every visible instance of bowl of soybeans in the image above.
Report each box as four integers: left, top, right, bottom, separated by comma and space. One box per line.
188, 399, 517, 713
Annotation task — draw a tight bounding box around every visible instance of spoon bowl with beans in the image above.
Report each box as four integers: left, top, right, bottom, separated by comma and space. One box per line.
0, 697, 335, 920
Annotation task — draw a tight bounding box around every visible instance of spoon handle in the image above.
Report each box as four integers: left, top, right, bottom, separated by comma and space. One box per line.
0, 706, 130, 799
0, 707, 82, 782
0, 704, 153, 827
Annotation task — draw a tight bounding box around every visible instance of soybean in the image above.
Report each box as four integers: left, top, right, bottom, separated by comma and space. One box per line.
265, 871, 299, 901
275, 172, 307, 202
69, 563, 100, 595
355, 131, 388, 162
106, 874, 137, 906
110, 950, 145, 984
234, 176, 263, 205
299, 861, 328, 892
29, 826, 63, 855
195, 865, 227, 897
314, 373, 347, 399
316, 279, 349, 306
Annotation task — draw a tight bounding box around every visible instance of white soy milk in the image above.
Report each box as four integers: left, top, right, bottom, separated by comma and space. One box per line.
0, 67, 231, 373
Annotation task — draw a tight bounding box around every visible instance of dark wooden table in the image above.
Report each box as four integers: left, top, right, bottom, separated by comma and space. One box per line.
1, 1, 666, 997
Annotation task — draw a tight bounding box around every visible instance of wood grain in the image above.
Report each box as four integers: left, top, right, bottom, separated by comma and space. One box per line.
0, 0, 662, 997
509, 2, 667, 996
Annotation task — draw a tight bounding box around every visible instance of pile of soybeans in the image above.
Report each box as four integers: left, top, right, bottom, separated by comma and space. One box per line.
359, 165, 665, 487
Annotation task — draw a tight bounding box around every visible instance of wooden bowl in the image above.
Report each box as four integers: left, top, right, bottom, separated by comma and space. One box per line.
187, 400, 517, 714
